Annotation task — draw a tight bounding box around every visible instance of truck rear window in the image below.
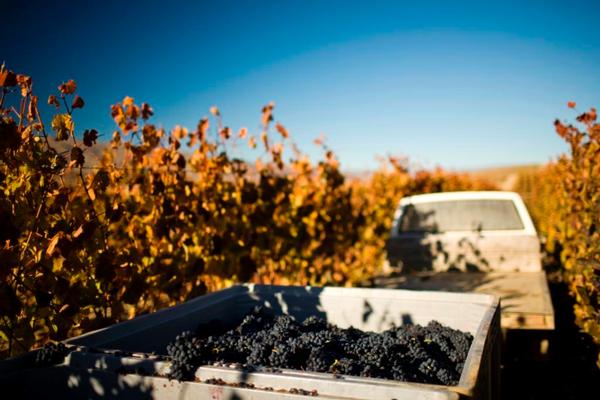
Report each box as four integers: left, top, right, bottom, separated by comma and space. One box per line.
398, 199, 524, 233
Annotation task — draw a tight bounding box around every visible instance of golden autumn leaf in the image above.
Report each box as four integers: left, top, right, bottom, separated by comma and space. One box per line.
172, 125, 188, 140
238, 127, 248, 139
51, 114, 73, 141
125, 104, 140, 120
210, 106, 220, 117
122, 96, 134, 107
568, 101, 576, 109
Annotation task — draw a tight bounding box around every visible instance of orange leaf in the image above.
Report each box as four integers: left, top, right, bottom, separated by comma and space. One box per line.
220, 127, 231, 140
568, 101, 576, 109
261, 102, 275, 127
72, 225, 84, 238
260, 131, 269, 150
111, 104, 124, 119
314, 133, 325, 146
48, 95, 60, 108
275, 123, 289, 139
122, 96, 134, 107
58, 79, 77, 95
198, 118, 209, 141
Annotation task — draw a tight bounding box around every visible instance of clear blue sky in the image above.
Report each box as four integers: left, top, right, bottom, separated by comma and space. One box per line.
3, 0, 599, 170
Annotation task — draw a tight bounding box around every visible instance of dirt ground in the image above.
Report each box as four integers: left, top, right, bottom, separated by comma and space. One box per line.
501, 277, 600, 399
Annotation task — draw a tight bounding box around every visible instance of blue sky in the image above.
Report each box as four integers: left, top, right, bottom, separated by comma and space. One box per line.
2, 0, 599, 170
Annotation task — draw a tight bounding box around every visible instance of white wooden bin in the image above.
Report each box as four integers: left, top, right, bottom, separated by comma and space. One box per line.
0, 284, 500, 399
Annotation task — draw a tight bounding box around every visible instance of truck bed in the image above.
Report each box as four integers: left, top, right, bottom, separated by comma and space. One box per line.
371, 271, 554, 330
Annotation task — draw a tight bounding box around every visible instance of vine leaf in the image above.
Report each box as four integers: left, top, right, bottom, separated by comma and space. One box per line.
71, 95, 85, 109
83, 129, 98, 147
70, 146, 85, 167
51, 114, 73, 141
58, 80, 77, 95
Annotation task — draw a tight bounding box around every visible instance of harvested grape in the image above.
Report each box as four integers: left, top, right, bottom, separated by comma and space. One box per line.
166, 307, 472, 386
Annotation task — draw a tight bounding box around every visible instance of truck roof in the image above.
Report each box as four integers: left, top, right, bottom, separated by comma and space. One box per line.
399, 191, 524, 206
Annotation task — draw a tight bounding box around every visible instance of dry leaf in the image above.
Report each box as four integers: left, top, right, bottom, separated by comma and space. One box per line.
83, 129, 98, 147
198, 118, 209, 141
275, 123, 289, 139
27, 95, 38, 121
71, 146, 85, 167
220, 127, 231, 140
141, 103, 154, 120
0, 70, 17, 87
71, 95, 84, 109
261, 102, 275, 127
48, 95, 60, 108
46, 233, 62, 255
122, 96, 134, 107
16, 75, 32, 96
58, 79, 77, 95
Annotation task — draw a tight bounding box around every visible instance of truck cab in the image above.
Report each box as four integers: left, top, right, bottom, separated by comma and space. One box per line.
386, 191, 542, 273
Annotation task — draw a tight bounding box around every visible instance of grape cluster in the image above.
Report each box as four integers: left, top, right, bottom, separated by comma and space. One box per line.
34, 342, 70, 367
166, 306, 472, 385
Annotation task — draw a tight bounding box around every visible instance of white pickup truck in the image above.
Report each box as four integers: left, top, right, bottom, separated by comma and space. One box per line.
379, 191, 554, 331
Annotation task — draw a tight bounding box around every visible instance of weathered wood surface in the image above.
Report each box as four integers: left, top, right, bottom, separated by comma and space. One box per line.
371, 271, 554, 330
